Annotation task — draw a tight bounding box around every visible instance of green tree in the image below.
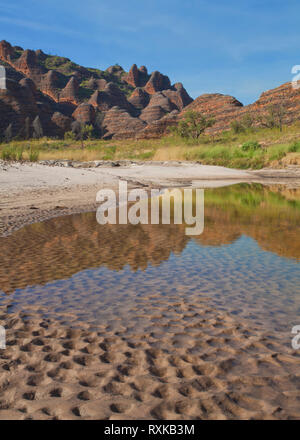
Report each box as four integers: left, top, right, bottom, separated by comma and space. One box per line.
258, 104, 285, 132
171, 111, 215, 139
71, 121, 93, 148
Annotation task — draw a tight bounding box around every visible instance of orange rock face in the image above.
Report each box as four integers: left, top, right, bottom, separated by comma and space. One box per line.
102, 106, 146, 139
0, 40, 194, 139
163, 83, 193, 110
40, 70, 63, 102
125, 64, 149, 88
8, 39, 300, 141
13, 49, 46, 85
59, 77, 79, 105
128, 87, 150, 110
144, 71, 171, 94
88, 83, 134, 113
0, 40, 14, 61
125, 64, 140, 87
72, 103, 95, 124
140, 105, 167, 124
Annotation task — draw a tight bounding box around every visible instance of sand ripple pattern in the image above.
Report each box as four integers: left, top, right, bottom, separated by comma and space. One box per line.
0, 300, 299, 420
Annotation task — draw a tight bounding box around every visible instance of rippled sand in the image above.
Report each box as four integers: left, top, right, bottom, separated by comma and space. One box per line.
1, 301, 299, 420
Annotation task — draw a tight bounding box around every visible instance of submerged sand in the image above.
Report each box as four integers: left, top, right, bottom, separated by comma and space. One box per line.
0, 301, 299, 420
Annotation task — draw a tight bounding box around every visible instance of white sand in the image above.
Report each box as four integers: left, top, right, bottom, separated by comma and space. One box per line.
0, 161, 299, 236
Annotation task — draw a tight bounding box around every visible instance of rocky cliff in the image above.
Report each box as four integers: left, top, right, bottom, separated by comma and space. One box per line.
0, 40, 192, 139
1, 39, 300, 141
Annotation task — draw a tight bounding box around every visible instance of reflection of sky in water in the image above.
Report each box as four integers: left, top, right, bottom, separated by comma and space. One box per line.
4, 234, 300, 334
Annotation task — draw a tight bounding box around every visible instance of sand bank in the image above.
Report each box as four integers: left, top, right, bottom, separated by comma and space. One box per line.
1, 161, 299, 236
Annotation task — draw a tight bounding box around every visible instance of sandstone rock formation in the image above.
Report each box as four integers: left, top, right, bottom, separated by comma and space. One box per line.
3, 39, 300, 141
19, 77, 38, 98
106, 64, 124, 78
0, 40, 194, 139
0, 40, 14, 61
72, 103, 95, 125
163, 83, 193, 110
87, 77, 108, 91
180, 93, 244, 134
137, 111, 179, 139
144, 71, 171, 94
51, 112, 73, 136
102, 106, 146, 139
13, 49, 46, 85
125, 64, 149, 88
179, 82, 300, 135
40, 70, 65, 101
59, 77, 79, 105
128, 87, 150, 110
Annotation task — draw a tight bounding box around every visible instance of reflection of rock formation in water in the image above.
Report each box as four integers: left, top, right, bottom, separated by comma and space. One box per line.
0, 184, 299, 294
0, 214, 188, 293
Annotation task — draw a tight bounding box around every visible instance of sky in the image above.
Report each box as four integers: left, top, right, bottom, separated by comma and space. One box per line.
0, 0, 299, 104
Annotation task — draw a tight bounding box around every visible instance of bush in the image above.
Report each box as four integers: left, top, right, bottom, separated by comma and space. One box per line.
241, 141, 261, 151
288, 141, 300, 153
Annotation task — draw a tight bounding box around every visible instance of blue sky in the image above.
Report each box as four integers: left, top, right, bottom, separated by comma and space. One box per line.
1, 0, 299, 104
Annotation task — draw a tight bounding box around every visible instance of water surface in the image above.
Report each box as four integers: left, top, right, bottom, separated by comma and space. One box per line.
0, 183, 299, 337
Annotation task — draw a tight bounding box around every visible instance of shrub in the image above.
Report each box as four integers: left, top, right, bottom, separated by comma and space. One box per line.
16, 148, 24, 161
64, 131, 76, 141
231, 114, 255, 134
231, 120, 245, 134
241, 141, 261, 151
29, 148, 39, 162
